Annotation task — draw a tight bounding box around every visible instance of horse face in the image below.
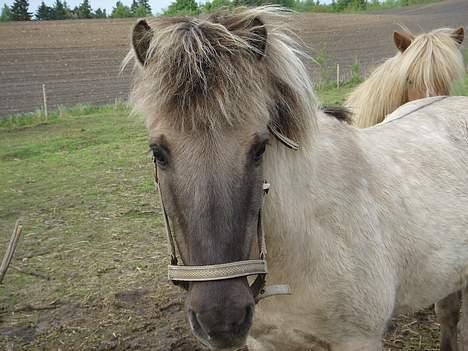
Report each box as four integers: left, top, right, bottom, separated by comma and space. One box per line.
129, 11, 306, 349
397, 27, 465, 103
149, 126, 269, 349
406, 80, 450, 102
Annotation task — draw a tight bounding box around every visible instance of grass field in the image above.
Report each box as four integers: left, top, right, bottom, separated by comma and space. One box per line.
0, 77, 467, 349
0, 104, 191, 349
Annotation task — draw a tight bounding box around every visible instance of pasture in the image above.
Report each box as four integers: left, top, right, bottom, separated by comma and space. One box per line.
1, 0, 468, 349
0, 77, 467, 350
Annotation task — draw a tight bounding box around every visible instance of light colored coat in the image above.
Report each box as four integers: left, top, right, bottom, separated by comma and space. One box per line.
251, 96, 468, 350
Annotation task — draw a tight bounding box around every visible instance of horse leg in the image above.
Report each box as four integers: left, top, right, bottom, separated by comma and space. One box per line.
435, 291, 462, 351
459, 287, 468, 351
331, 337, 382, 351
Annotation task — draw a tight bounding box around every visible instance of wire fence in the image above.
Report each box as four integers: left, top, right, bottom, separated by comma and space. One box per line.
0, 55, 380, 119
1, 44, 466, 118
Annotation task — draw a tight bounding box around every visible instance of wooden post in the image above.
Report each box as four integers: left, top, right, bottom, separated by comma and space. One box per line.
42, 84, 48, 120
0, 220, 23, 284
336, 64, 340, 89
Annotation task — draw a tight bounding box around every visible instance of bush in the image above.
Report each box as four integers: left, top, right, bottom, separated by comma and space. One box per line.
349, 61, 362, 85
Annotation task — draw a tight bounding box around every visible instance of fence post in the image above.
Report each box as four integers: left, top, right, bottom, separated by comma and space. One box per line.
336, 64, 340, 89
0, 220, 23, 284
42, 84, 48, 120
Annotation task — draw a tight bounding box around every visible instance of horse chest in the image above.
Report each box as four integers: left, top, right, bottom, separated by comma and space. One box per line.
250, 301, 335, 350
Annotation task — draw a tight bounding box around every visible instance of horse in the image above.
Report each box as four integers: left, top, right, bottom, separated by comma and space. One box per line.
125, 8, 468, 351
345, 27, 465, 128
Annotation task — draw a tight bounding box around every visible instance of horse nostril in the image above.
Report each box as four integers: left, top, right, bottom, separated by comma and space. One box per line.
189, 303, 254, 340
188, 309, 210, 341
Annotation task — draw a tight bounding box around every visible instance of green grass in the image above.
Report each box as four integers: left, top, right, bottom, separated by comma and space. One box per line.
0, 105, 174, 348
0, 103, 129, 130
317, 81, 358, 105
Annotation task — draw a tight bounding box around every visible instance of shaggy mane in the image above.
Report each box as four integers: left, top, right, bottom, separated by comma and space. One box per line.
125, 7, 317, 143
346, 27, 464, 128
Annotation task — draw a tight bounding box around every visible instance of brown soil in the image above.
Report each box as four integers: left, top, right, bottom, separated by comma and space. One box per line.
1, 0, 467, 117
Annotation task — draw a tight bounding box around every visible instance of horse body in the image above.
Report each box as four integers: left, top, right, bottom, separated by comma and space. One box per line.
251, 96, 468, 349
125, 8, 468, 350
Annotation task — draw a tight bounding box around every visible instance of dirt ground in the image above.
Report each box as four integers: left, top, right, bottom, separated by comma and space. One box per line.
0, 0, 467, 117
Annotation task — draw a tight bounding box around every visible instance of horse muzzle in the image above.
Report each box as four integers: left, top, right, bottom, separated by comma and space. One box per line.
187, 279, 254, 350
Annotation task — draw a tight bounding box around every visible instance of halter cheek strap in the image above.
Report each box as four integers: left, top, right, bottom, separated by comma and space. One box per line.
154, 166, 290, 302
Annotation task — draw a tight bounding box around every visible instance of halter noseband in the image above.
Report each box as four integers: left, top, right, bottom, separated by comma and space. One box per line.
154, 128, 295, 303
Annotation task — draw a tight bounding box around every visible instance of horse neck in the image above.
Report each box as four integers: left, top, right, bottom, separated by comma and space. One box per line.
262, 111, 357, 281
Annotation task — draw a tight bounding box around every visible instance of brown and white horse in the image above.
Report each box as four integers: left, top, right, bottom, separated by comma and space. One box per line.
126, 8, 468, 351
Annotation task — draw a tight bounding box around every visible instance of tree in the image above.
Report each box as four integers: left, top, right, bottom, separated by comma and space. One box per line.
130, 0, 138, 15
134, 5, 148, 17
232, 0, 261, 6
351, 0, 367, 10
71, 5, 79, 17
49, 0, 67, 19
36, 1, 52, 20
163, 0, 198, 16
94, 7, 107, 18
63, 1, 72, 17
203, 0, 231, 11
137, 0, 151, 15
335, 0, 367, 11
78, 0, 92, 18
1, 4, 12, 21
10, 0, 32, 21
111, 1, 131, 18
272, 0, 295, 8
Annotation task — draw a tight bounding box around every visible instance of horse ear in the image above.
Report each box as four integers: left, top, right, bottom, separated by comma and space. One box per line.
451, 27, 464, 46
132, 19, 153, 66
393, 31, 413, 52
249, 17, 267, 59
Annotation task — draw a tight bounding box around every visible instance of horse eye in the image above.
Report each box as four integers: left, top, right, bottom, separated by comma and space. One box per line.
253, 143, 267, 163
151, 146, 169, 167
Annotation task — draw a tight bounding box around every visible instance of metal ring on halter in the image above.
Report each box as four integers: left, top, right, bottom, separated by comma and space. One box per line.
153, 158, 291, 302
